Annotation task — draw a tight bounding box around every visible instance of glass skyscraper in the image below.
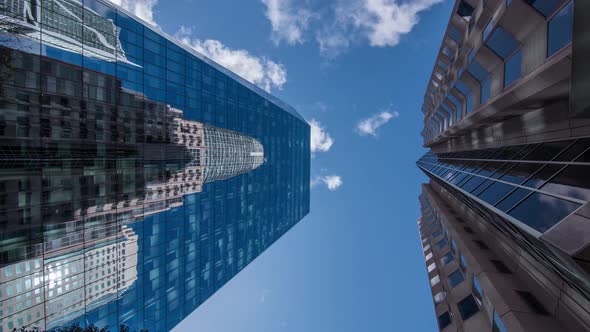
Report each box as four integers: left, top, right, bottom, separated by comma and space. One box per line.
416, 1, 590, 331
0, 1, 310, 331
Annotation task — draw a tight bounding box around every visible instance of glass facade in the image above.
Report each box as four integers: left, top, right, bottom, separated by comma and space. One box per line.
0, 1, 310, 331
416, 138, 590, 233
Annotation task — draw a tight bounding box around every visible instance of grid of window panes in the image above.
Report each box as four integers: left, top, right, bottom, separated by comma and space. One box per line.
418, 191, 494, 330
421, 0, 575, 144
417, 138, 590, 234
0, 0, 310, 331
200, 124, 264, 183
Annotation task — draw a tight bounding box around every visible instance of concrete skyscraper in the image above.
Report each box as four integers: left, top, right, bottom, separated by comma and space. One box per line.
416, 0, 590, 331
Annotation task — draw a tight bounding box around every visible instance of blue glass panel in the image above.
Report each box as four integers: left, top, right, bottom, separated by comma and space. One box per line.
468, 48, 476, 63
483, 18, 495, 40
529, 0, 563, 16
495, 188, 531, 212
468, 61, 489, 81
449, 269, 464, 287
494, 311, 508, 332
478, 181, 515, 205
547, 1, 573, 57
456, 80, 471, 95
486, 27, 519, 59
508, 192, 580, 232
449, 26, 463, 44
442, 45, 454, 59
504, 49, 522, 87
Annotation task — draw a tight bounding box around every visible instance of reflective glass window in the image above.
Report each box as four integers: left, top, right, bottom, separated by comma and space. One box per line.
468, 61, 489, 81
529, 0, 565, 16
457, 295, 480, 320
493, 311, 508, 332
438, 311, 452, 329
499, 163, 542, 185
504, 49, 522, 87
483, 18, 494, 41
442, 45, 454, 59
495, 188, 531, 212
448, 269, 464, 287
486, 27, 520, 59
522, 164, 564, 189
441, 251, 455, 265
473, 276, 483, 300
548, 1, 574, 57
540, 165, 590, 202
508, 192, 581, 232
468, 48, 476, 63
431, 275, 441, 287
478, 181, 515, 206
459, 254, 467, 271
437, 238, 448, 249
556, 138, 590, 161
434, 291, 446, 304
525, 141, 570, 161
449, 26, 463, 44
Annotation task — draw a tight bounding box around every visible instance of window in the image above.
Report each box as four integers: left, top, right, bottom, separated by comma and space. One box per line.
483, 18, 494, 41
438, 311, 452, 330
508, 192, 581, 233
437, 238, 448, 249
504, 49, 522, 87
486, 27, 520, 59
460, 254, 467, 271
547, 1, 574, 57
431, 275, 441, 287
451, 239, 458, 254
473, 275, 483, 301
515, 290, 549, 315
434, 291, 446, 304
425, 252, 433, 261
433, 229, 442, 238
428, 262, 437, 273
540, 165, 590, 202
448, 269, 464, 287
457, 295, 480, 320
493, 311, 508, 332
529, 0, 565, 17
441, 251, 455, 266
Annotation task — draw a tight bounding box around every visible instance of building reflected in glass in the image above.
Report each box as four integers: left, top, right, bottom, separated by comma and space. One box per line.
0, 1, 310, 331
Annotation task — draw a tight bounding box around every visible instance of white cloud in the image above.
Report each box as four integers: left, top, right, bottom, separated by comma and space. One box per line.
175, 26, 287, 92
350, 0, 444, 47
108, 0, 158, 27
356, 110, 399, 137
311, 175, 343, 191
262, 0, 314, 45
309, 0, 444, 57
309, 119, 333, 153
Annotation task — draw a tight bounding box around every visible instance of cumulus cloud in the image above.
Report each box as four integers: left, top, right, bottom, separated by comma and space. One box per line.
309, 119, 333, 153
262, 0, 442, 58
262, 0, 314, 45
349, 0, 444, 47
108, 0, 158, 27
175, 26, 287, 92
356, 110, 399, 137
311, 175, 343, 191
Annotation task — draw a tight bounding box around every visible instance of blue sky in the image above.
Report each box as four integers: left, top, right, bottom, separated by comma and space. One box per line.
109, 0, 453, 330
